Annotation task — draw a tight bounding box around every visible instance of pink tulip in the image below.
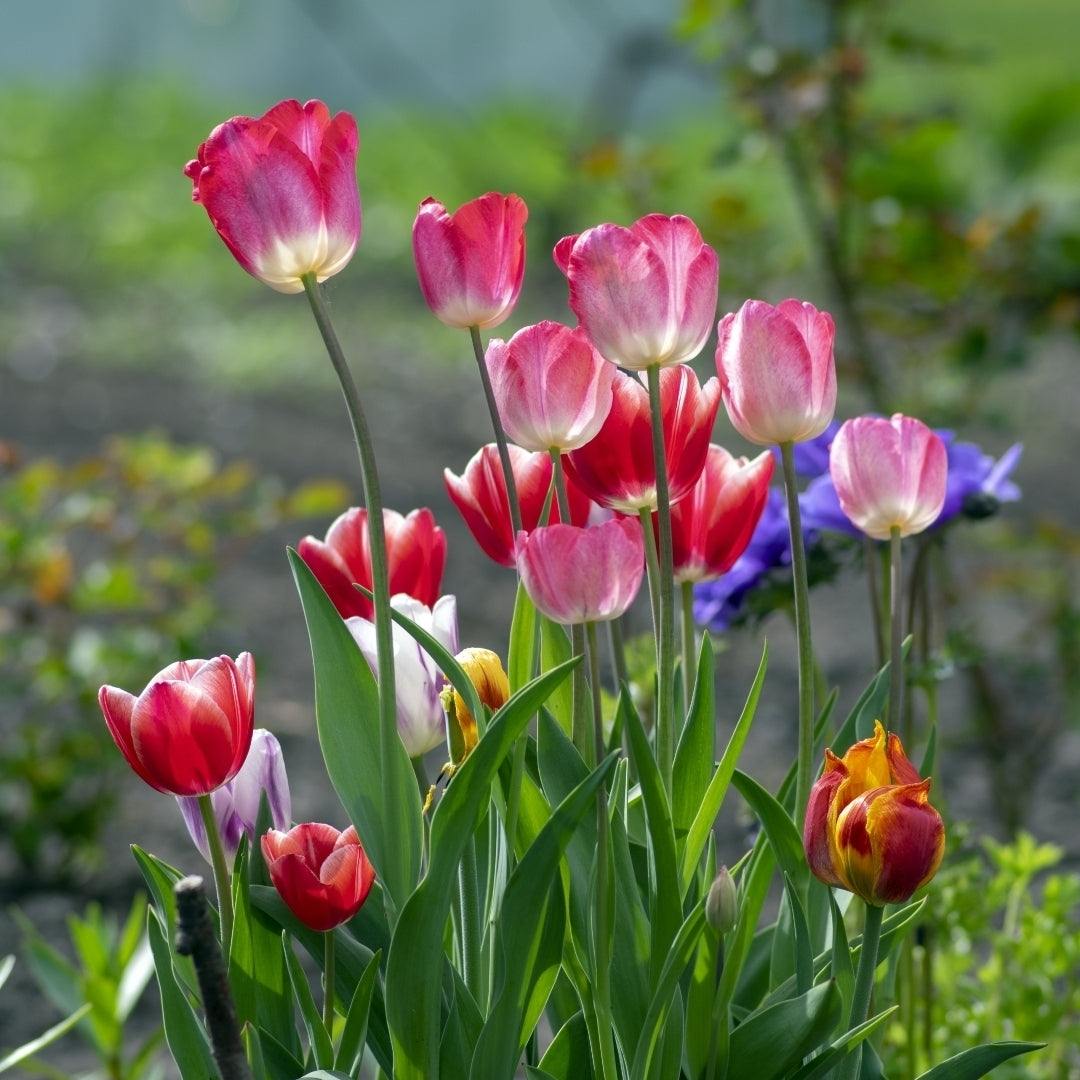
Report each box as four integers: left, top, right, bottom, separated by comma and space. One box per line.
444, 444, 592, 567
563, 366, 720, 513
185, 99, 360, 294
486, 322, 615, 452
829, 414, 948, 540
664, 445, 775, 583
554, 213, 718, 371
515, 518, 645, 624
297, 507, 446, 621
412, 193, 528, 329
716, 299, 837, 445
99, 654, 255, 797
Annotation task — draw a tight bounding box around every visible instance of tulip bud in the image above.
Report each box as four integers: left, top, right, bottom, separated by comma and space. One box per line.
442, 648, 510, 767
705, 866, 738, 934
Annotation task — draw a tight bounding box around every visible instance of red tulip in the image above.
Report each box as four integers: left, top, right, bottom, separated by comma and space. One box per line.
829, 414, 948, 540
486, 321, 615, 452
716, 298, 836, 445
563, 366, 720, 513
262, 823, 376, 932
444, 444, 592, 567
664, 445, 775, 583
185, 99, 360, 293
99, 654, 255, 797
297, 507, 446, 620
554, 213, 719, 370
412, 193, 528, 329
803, 721, 945, 906
515, 518, 645, 625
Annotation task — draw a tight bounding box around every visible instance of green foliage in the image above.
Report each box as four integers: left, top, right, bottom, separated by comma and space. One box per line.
0, 433, 348, 887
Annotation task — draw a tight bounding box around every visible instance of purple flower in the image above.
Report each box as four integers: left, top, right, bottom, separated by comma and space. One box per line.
177, 728, 291, 865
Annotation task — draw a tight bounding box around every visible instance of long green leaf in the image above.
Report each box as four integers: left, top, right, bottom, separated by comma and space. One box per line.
386, 658, 578, 1080
334, 949, 381, 1073
507, 580, 539, 694
536, 1011, 592, 1079
0, 1004, 91, 1074
284, 931, 334, 1070
672, 633, 716, 842
289, 548, 422, 913
915, 1041, 1045, 1080
539, 614, 574, 735
787, 1006, 898, 1080
732, 769, 809, 893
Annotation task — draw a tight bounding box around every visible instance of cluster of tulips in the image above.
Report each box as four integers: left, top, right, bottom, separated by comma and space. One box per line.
94, 98, 1033, 1080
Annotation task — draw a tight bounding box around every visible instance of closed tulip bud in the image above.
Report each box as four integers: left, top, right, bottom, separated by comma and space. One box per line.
444, 444, 592, 567
554, 213, 719, 370
186, 99, 360, 293
706, 866, 738, 934
803, 720, 945, 906
515, 518, 645, 626
829, 414, 948, 540
716, 299, 837, 446
441, 647, 510, 766
413, 193, 528, 329
177, 728, 291, 865
298, 506, 446, 621
261, 822, 376, 932
99, 653, 255, 797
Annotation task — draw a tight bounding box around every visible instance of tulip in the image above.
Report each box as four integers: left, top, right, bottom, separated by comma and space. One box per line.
441, 647, 511, 765
665, 445, 775, 584
185, 99, 360, 294
262, 822, 376, 932
716, 298, 837, 445
705, 866, 738, 935
829, 414, 948, 540
444, 443, 592, 567
486, 321, 615, 452
563, 366, 720, 513
177, 728, 291, 864
554, 213, 719, 370
412, 193, 528, 329
515, 518, 645, 625
347, 594, 458, 758
297, 506, 446, 621
99, 654, 255, 797
803, 720, 945, 906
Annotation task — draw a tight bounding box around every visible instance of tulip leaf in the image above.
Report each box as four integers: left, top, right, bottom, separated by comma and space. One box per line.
536, 1011, 592, 1078
914, 1041, 1046, 1080
622, 692, 682, 988
539, 614, 574, 736
725, 980, 843, 1080
471, 755, 617, 1079
672, 632, 715, 842
0, 1003, 91, 1075
386, 658, 578, 1080
334, 949, 382, 1074
507, 580, 539, 693
283, 931, 334, 1069
732, 768, 809, 892
786, 1005, 898, 1080
776, 872, 814, 994
288, 548, 423, 913
253, 1026, 309, 1080
681, 640, 767, 894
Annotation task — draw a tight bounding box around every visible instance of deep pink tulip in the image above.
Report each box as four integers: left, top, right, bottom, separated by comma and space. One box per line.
444, 444, 592, 567
515, 518, 645, 624
297, 507, 446, 621
829, 414, 948, 540
553, 213, 719, 370
716, 298, 837, 445
413, 193, 528, 329
664, 444, 775, 583
262, 823, 376, 932
563, 366, 721, 513
99, 654, 255, 797
486, 321, 615, 452
185, 99, 360, 294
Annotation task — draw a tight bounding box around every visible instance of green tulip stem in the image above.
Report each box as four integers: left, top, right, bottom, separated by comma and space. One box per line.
323, 929, 336, 1034
548, 448, 572, 522
572, 622, 592, 767
780, 441, 816, 831
197, 793, 234, 952
302, 275, 401, 912
470, 325, 522, 536
680, 579, 696, 709
888, 526, 905, 741
646, 363, 676, 797
840, 901, 885, 1080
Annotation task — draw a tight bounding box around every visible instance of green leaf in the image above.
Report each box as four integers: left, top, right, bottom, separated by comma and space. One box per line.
386, 658, 578, 1080
537, 1011, 594, 1079
471, 757, 616, 1078
682, 641, 767, 894
778, 872, 814, 995
915, 1041, 1046, 1080
0, 957, 11, 992
539, 614, 574, 735
0, 1003, 92, 1074
284, 931, 334, 1070
787, 1006, 898, 1080
288, 548, 422, 912
732, 768, 809, 893
334, 949, 382, 1073
672, 633, 715, 841
727, 980, 843, 1080
507, 580, 539, 694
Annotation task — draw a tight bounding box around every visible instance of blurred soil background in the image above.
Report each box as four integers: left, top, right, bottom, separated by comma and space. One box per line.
1, 0, 1078, 1075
